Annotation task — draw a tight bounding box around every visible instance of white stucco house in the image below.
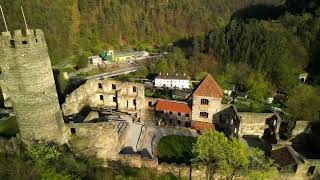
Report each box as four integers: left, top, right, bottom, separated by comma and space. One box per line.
154, 73, 190, 89
88, 56, 103, 66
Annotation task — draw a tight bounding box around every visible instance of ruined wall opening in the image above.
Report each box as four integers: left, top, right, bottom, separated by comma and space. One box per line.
70, 128, 76, 135
307, 166, 315, 176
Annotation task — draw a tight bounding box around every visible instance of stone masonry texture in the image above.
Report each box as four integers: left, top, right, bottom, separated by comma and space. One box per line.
0, 29, 66, 144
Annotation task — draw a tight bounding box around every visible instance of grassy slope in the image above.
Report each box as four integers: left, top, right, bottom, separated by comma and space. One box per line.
157, 135, 197, 164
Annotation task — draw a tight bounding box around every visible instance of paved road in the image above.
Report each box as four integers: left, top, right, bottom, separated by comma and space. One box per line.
86, 66, 139, 80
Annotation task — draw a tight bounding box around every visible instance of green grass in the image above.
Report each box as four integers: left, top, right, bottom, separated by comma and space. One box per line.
0, 116, 18, 137
157, 135, 197, 164
234, 99, 272, 113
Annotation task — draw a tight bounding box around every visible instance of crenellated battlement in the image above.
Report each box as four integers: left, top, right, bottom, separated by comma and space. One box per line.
0, 29, 46, 49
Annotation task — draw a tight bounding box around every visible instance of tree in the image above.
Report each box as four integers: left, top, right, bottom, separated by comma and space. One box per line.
286, 84, 320, 121
246, 72, 269, 101
192, 131, 249, 179
247, 148, 279, 180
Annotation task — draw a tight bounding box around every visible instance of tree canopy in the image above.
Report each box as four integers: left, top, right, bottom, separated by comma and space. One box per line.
193, 131, 278, 179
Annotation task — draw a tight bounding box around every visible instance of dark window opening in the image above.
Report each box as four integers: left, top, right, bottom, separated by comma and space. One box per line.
35, 39, 38, 43
133, 86, 137, 92
186, 114, 190, 117
177, 120, 181, 125
113, 96, 116, 102
185, 121, 191, 127
201, 99, 209, 105
10, 40, 15, 48
133, 99, 136, 106
307, 166, 315, 176
148, 101, 153, 107
100, 95, 104, 101
98, 83, 103, 89
22, 40, 28, 45
70, 128, 76, 134
200, 112, 208, 118
178, 112, 181, 116
112, 84, 116, 90
169, 111, 173, 115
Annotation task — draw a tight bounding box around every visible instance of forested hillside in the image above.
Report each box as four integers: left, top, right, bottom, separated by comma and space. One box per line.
0, 0, 283, 64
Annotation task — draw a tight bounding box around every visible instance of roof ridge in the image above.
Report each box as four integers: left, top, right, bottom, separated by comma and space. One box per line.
192, 74, 223, 98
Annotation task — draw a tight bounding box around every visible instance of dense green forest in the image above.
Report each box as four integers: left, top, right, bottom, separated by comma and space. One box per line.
0, 0, 283, 64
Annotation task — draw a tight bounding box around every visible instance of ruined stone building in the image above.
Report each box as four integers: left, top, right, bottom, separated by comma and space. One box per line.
0, 29, 67, 144
63, 79, 145, 119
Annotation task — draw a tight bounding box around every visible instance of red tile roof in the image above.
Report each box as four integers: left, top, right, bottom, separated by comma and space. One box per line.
191, 121, 215, 131
155, 100, 192, 114
193, 74, 223, 98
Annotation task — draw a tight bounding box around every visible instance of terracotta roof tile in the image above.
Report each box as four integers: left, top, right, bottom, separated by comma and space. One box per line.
155, 100, 192, 114
191, 121, 215, 131
193, 74, 223, 98
271, 147, 297, 167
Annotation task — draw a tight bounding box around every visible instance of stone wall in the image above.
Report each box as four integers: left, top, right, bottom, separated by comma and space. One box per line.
238, 112, 277, 137
67, 122, 124, 160
63, 79, 145, 119
0, 29, 66, 144
116, 154, 207, 179
192, 95, 222, 123
292, 121, 309, 136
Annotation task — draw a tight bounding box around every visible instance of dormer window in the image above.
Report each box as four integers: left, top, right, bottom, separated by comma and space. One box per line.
201, 99, 209, 105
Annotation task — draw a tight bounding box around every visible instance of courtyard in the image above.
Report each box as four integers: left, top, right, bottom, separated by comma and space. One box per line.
156, 135, 197, 164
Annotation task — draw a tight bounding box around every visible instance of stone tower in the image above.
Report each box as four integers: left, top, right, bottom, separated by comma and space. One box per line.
0, 29, 66, 144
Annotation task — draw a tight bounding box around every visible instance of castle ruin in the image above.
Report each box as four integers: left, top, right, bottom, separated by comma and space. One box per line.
0, 29, 67, 144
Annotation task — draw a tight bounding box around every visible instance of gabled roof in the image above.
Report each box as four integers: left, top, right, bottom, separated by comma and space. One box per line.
155, 99, 192, 114
192, 74, 223, 98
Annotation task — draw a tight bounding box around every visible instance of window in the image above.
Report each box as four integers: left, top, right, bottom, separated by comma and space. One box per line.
113, 96, 117, 102
70, 128, 76, 134
201, 99, 209, 105
98, 83, 103, 89
133, 99, 136, 106
186, 114, 190, 117
148, 101, 153, 107
200, 112, 208, 118
307, 166, 315, 176
22, 40, 28, 45
10, 40, 15, 48
169, 111, 173, 115
133, 86, 137, 92
178, 112, 181, 116
112, 84, 116, 90
100, 95, 104, 101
